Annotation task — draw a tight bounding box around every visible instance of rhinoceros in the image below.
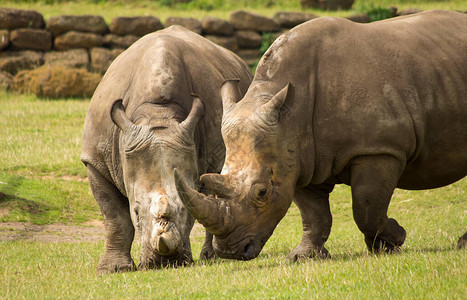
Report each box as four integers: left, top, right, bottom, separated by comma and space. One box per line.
81, 25, 252, 272
174, 10, 467, 261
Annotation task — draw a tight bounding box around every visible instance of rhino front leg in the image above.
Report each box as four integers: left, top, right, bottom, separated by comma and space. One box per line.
87, 165, 136, 273
200, 231, 217, 260
350, 155, 407, 253
287, 183, 334, 262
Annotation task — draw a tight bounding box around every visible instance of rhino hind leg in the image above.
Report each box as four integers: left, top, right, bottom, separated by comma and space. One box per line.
350, 155, 407, 253
457, 231, 467, 249
200, 231, 217, 260
287, 183, 334, 262
87, 165, 136, 273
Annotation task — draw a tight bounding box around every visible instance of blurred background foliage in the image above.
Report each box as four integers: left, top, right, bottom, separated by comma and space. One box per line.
3, 1, 464, 21
3, 0, 465, 11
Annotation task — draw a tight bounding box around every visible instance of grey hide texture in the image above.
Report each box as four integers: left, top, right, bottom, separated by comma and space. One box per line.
81, 25, 253, 272
174, 10, 467, 261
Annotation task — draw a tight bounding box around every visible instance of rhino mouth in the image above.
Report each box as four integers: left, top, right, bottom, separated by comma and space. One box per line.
242, 239, 264, 260
213, 237, 265, 261
138, 250, 194, 270
152, 219, 181, 255
137, 218, 193, 270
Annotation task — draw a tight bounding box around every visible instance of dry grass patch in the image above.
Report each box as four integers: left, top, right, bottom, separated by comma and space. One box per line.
13, 65, 102, 98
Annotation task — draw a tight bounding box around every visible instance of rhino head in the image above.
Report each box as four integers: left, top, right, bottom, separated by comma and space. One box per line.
111, 96, 204, 268
175, 80, 299, 260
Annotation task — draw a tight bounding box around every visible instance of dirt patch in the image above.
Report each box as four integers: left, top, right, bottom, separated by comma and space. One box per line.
0, 221, 105, 243
0, 207, 9, 218
0, 221, 205, 243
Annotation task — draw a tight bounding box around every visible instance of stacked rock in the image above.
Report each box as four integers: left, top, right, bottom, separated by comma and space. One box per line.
0, 6, 425, 97
0, 8, 48, 90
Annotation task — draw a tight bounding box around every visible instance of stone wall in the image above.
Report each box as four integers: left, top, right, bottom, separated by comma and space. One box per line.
0, 6, 423, 97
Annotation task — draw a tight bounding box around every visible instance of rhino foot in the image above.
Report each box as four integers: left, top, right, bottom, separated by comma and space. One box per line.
365, 236, 401, 253
199, 231, 217, 260
457, 231, 467, 249
286, 244, 330, 262
97, 254, 136, 274
200, 244, 217, 260
365, 218, 406, 253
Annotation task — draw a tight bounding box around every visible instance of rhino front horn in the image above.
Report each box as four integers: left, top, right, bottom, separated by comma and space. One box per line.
173, 168, 228, 236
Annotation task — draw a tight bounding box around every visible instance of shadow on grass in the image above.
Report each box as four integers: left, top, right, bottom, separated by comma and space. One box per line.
239, 244, 464, 267
0, 192, 51, 215
0, 174, 52, 220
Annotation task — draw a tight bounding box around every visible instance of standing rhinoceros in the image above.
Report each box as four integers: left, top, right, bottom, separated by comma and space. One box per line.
174, 10, 467, 261
81, 25, 252, 272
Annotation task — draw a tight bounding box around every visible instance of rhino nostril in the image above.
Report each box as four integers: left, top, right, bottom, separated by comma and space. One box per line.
156, 218, 172, 231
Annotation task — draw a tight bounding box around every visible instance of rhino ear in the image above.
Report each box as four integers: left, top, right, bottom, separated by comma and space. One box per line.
179, 95, 205, 136
260, 83, 294, 123
220, 79, 242, 112
110, 99, 134, 132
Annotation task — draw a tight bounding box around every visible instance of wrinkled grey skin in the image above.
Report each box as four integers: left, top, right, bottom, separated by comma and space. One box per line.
175, 11, 467, 260
81, 25, 252, 272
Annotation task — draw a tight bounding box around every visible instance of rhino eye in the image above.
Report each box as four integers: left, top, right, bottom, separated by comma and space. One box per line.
258, 188, 267, 198
251, 183, 270, 208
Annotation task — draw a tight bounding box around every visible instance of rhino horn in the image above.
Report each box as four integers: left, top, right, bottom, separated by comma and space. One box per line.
174, 168, 227, 235
110, 99, 135, 132
200, 173, 235, 198
157, 236, 171, 254
179, 95, 205, 136
220, 79, 242, 111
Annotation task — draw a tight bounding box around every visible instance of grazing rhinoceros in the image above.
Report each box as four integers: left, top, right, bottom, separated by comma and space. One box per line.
81, 25, 252, 272
174, 10, 467, 261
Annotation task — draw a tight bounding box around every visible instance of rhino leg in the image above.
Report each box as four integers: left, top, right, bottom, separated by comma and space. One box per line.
457, 231, 467, 249
87, 165, 136, 273
287, 183, 334, 262
350, 155, 407, 253
200, 231, 217, 260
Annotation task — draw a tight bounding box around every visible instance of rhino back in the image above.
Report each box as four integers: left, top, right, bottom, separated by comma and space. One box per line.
81, 25, 252, 187
252, 10, 467, 188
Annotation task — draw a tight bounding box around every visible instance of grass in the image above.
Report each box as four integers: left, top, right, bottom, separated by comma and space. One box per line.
0, 89, 465, 297
1, 0, 466, 23
1, 241, 465, 298
0, 91, 99, 224
0, 181, 465, 298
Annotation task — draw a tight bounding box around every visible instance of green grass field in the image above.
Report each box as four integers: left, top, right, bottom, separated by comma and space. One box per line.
0, 89, 465, 298
1, 0, 466, 298
0, 92, 99, 225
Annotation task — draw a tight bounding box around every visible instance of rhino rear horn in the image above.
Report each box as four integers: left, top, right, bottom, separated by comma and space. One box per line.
110, 99, 135, 132
179, 95, 205, 136
200, 173, 235, 198
220, 79, 242, 112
